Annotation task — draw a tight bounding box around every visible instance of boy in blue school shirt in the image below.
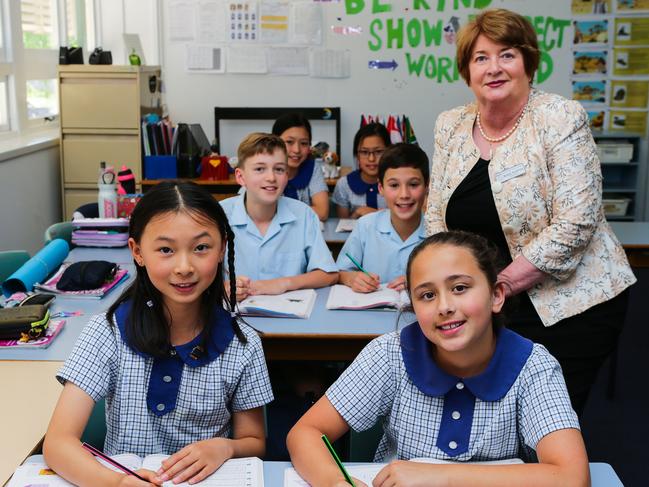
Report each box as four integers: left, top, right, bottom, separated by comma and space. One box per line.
220, 132, 338, 300
337, 143, 429, 293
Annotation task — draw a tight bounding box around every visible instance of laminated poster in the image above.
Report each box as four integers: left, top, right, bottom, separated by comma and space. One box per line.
586, 109, 607, 131
616, 0, 649, 13
573, 20, 609, 45
228, 2, 258, 42
573, 50, 608, 75
573, 80, 607, 103
613, 47, 649, 75
614, 17, 649, 46
572, 0, 611, 14
610, 80, 649, 107
609, 110, 648, 132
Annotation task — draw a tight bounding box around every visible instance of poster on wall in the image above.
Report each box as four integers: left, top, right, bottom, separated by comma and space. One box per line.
613, 47, 649, 75
615, 0, 649, 13
573, 50, 608, 75
609, 109, 648, 131
573, 80, 608, 103
289, 2, 322, 45
610, 80, 649, 107
614, 17, 649, 46
228, 2, 258, 42
586, 109, 607, 130
573, 19, 609, 45
260, 1, 289, 43
572, 0, 611, 14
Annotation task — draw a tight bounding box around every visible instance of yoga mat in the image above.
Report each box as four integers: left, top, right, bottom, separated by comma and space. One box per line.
2, 239, 69, 297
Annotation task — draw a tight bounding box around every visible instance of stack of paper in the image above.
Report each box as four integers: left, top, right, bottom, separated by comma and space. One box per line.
335, 218, 357, 233
72, 218, 129, 247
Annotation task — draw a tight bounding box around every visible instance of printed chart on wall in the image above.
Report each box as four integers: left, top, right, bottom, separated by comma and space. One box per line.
571, 0, 649, 134
167, 0, 341, 77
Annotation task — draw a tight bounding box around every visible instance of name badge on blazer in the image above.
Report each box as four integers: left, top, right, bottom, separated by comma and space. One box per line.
495, 164, 526, 184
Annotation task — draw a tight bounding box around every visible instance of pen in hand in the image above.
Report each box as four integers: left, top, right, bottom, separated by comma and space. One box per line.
321, 434, 356, 486
345, 252, 371, 279
81, 442, 147, 481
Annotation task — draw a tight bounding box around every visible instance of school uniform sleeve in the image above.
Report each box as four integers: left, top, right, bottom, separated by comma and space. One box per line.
309, 162, 329, 196
304, 207, 338, 273
57, 313, 119, 401
517, 345, 580, 450
229, 326, 274, 412
332, 177, 352, 209
326, 334, 397, 431
336, 220, 366, 271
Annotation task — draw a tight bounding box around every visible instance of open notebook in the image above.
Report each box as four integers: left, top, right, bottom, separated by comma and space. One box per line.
334, 218, 357, 232
284, 457, 523, 486
9, 454, 263, 486
326, 284, 410, 311
239, 289, 317, 319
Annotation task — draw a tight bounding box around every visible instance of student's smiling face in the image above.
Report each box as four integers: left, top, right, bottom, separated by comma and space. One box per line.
409, 243, 505, 374
356, 135, 387, 179
280, 126, 311, 169
129, 211, 225, 316
379, 167, 427, 224
235, 149, 289, 205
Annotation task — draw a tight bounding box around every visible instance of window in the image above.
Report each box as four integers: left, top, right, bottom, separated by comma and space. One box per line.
26, 78, 57, 120
0, 78, 9, 132
21, 0, 58, 49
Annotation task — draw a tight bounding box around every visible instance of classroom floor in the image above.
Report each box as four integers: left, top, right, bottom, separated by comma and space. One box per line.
580, 267, 649, 487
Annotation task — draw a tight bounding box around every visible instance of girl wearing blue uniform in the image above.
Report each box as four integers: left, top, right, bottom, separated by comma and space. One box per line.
333, 123, 391, 219
44, 182, 273, 486
288, 231, 588, 487
272, 113, 329, 221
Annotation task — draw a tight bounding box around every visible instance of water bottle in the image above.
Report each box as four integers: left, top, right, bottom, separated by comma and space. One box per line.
98, 161, 118, 218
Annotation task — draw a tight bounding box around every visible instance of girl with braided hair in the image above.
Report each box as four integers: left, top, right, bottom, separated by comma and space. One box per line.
44, 181, 273, 486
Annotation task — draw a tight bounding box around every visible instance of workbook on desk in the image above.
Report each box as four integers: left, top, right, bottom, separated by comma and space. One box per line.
334, 218, 357, 232
326, 284, 410, 311
283, 457, 523, 486
239, 289, 317, 319
9, 454, 264, 486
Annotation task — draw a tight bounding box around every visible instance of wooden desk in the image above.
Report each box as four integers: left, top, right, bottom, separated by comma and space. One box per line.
264, 461, 624, 487
0, 361, 63, 485
141, 167, 352, 199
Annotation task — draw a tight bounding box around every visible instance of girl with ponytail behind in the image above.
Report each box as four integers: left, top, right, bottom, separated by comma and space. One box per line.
44, 181, 273, 486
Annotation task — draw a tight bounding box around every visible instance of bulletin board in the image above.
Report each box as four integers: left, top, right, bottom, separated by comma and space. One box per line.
160, 1, 584, 162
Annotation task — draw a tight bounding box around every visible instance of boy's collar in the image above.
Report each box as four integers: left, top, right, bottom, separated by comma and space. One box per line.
400, 323, 533, 401
376, 210, 426, 242
114, 300, 235, 367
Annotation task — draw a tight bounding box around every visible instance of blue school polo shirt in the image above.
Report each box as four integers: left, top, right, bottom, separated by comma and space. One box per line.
220, 194, 337, 280
326, 325, 579, 462
336, 210, 426, 283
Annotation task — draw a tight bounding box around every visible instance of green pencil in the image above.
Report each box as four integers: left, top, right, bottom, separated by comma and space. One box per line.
345, 252, 371, 278
321, 434, 356, 486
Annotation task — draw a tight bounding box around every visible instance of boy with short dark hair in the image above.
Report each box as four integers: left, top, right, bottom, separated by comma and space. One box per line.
337, 143, 430, 293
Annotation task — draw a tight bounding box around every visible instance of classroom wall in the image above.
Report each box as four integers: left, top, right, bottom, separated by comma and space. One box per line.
157, 0, 573, 161
0, 146, 61, 255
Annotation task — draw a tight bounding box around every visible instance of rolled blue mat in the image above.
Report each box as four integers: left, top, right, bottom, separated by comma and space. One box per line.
2, 238, 69, 297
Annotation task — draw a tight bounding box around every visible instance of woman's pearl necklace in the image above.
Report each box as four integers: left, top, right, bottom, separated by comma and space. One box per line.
476, 102, 528, 143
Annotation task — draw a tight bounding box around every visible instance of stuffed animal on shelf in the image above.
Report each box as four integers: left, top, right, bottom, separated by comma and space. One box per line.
321, 150, 340, 178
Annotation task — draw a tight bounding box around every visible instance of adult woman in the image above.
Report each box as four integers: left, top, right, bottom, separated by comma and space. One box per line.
425, 9, 635, 415
272, 113, 329, 221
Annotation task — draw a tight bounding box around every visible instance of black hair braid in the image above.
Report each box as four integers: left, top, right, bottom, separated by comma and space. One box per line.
224, 218, 247, 344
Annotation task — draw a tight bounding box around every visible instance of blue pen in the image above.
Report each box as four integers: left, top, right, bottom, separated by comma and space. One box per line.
345, 252, 371, 278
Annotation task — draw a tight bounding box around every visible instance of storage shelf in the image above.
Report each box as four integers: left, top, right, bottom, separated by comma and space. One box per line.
603, 188, 637, 193
601, 162, 638, 166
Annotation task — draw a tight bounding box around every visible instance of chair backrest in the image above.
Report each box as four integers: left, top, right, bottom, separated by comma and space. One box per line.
80, 399, 107, 449
0, 250, 30, 282
44, 222, 74, 245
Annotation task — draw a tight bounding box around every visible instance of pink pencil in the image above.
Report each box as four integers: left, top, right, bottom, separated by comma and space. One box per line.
82, 442, 147, 481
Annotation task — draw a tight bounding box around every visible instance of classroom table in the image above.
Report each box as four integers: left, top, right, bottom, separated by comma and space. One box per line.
609, 220, 649, 267
262, 461, 624, 487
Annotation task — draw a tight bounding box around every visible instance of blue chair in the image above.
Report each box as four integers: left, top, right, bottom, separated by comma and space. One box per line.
0, 250, 30, 283
44, 222, 74, 245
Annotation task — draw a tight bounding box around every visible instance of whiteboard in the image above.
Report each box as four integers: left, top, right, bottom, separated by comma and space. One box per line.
160, 0, 573, 164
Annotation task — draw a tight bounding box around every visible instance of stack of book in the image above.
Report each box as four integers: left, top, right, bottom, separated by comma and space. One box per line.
71, 218, 129, 247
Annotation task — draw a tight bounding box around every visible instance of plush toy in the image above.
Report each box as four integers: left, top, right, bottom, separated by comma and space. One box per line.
311, 141, 330, 159
322, 150, 340, 178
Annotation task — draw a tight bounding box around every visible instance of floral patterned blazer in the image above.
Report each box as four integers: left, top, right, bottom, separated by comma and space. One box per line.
425, 89, 636, 327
